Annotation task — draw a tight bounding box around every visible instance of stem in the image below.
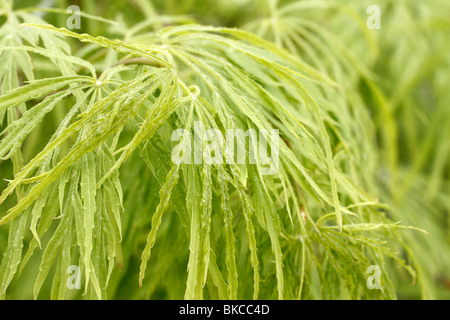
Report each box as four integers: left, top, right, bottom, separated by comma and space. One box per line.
97, 57, 162, 79
110, 57, 162, 68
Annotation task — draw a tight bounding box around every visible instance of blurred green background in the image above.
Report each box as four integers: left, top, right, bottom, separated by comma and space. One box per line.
0, 0, 449, 299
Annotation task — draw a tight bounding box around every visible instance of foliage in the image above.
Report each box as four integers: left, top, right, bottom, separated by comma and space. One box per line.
0, 0, 448, 300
